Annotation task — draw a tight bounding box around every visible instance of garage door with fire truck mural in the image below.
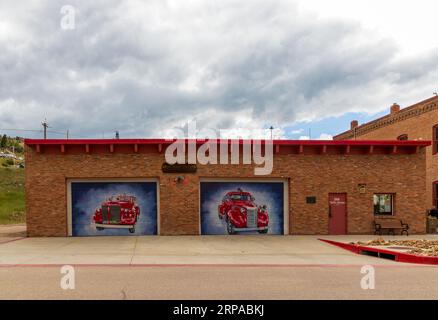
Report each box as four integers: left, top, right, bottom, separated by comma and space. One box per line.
70, 181, 158, 236
200, 181, 285, 235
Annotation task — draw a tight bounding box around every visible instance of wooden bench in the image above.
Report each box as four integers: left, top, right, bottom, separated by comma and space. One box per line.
373, 218, 409, 236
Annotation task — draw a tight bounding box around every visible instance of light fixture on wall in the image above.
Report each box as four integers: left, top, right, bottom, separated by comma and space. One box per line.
175, 176, 185, 183
358, 183, 367, 194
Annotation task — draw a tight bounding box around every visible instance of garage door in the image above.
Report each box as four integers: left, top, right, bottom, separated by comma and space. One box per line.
69, 180, 158, 236
200, 181, 286, 235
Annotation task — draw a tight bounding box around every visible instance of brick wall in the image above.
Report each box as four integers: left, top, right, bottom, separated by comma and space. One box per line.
25, 145, 427, 236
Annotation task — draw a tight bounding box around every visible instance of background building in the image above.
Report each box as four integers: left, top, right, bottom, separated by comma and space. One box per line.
334, 95, 438, 209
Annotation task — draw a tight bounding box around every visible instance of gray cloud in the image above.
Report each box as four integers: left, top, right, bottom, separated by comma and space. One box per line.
0, 0, 437, 138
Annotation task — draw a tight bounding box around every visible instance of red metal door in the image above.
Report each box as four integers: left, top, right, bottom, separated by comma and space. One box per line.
328, 193, 347, 235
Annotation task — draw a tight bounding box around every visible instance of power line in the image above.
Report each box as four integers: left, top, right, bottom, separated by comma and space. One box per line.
0, 128, 42, 132
46, 131, 66, 136
0, 127, 115, 139
48, 128, 90, 139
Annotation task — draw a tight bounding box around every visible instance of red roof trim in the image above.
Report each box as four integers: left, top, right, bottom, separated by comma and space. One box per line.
24, 138, 431, 147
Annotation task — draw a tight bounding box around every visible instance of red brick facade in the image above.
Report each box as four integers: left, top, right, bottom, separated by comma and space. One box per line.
25, 140, 428, 236
335, 96, 438, 208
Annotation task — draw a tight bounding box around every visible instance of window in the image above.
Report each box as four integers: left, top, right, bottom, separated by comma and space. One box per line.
230, 194, 250, 201
397, 134, 408, 141
373, 194, 394, 215
434, 125, 438, 155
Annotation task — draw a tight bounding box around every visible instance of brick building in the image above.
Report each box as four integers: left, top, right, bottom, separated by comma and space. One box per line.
24, 139, 429, 236
334, 95, 438, 210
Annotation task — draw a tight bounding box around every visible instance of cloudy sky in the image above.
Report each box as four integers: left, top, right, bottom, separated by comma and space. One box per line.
1, 0, 437, 140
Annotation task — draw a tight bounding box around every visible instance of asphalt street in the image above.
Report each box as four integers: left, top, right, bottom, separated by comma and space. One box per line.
1, 264, 438, 299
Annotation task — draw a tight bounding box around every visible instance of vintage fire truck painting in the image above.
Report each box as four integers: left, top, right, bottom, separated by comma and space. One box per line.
200, 181, 284, 235
93, 194, 140, 233
218, 188, 269, 234
70, 181, 157, 236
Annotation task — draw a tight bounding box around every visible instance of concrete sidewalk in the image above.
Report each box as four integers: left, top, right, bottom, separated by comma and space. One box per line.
0, 224, 26, 238
2, 234, 438, 266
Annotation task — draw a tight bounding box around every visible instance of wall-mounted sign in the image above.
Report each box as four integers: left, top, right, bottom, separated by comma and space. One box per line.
162, 163, 197, 173
306, 196, 317, 204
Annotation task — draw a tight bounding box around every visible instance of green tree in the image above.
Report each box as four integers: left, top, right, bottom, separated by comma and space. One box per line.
14, 145, 24, 153
0, 135, 7, 148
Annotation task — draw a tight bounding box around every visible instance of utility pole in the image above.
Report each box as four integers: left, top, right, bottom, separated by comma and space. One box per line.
66, 129, 69, 139
269, 126, 274, 140
42, 119, 49, 139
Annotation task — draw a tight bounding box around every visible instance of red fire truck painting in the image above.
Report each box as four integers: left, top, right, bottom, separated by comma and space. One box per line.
218, 188, 269, 234
92, 194, 140, 233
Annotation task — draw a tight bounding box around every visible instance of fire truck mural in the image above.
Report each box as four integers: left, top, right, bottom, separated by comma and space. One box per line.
70, 181, 157, 236
200, 182, 284, 235
93, 194, 140, 233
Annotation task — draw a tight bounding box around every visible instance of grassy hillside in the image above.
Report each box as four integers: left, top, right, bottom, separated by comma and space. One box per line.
0, 135, 24, 154
0, 167, 25, 224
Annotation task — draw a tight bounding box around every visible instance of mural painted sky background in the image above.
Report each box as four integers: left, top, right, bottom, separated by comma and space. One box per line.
71, 182, 157, 236
1, 0, 438, 140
